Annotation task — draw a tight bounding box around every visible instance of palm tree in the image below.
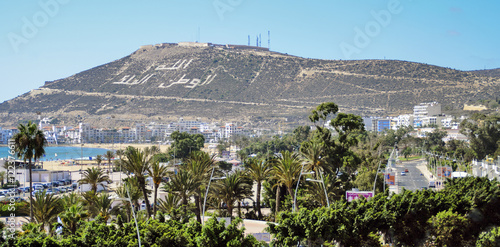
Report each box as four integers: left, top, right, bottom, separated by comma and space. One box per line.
271, 151, 302, 214
184, 151, 215, 223
0, 171, 6, 188
246, 158, 272, 219
13, 121, 47, 222
158, 193, 181, 215
115, 180, 142, 222
31, 190, 62, 232
119, 147, 154, 218
95, 155, 103, 166
78, 167, 111, 193
94, 193, 113, 222
61, 192, 81, 209
300, 141, 327, 175
213, 170, 252, 217
104, 150, 115, 174
148, 160, 169, 218
165, 169, 199, 214
59, 204, 88, 234
303, 174, 340, 207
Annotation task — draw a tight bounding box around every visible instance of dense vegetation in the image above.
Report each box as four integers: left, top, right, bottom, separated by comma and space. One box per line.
5, 102, 500, 246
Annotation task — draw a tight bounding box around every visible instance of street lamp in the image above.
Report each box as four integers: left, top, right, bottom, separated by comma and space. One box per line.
202, 168, 226, 224
293, 163, 315, 212
305, 171, 330, 207
110, 184, 141, 247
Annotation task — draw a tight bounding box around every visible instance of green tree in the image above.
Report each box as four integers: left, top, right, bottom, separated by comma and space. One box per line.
213, 170, 252, 217
148, 160, 169, 218
78, 167, 111, 193
95, 154, 103, 166
59, 204, 88, 234
31, 190, 62, 232
476, 226, 500, 247
13, 121, 47, 222
103, 150, 115, 174
165, 168, 199, 214
184, 151, 216, 223
428, 209, 471, 246
119, 147, 155, 218
0, 171, 5, 188
167, 131, 205, 160
246, 158, 272, 219
271, 151, 302, 214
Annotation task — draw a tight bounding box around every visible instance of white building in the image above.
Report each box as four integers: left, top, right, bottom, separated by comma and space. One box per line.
414, 102, 442, 118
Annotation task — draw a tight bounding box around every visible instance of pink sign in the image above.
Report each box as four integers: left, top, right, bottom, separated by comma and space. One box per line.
346, 191, 374, 202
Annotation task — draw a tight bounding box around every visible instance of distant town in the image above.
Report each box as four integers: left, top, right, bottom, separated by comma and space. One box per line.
0, 102, 468, 145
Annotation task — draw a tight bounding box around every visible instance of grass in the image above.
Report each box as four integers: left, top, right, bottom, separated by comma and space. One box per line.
398, 155, 423, 161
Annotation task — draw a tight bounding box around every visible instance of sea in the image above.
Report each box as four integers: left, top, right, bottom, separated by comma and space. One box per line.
0, 146, 109, 161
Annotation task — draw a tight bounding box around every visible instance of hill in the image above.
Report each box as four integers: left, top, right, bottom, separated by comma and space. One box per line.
1, 42, 499, 127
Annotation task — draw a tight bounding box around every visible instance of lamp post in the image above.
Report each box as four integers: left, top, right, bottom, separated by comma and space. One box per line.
305, 177, 330, 207
111, 184, 141, 247
293, 163, 315, 212
202, 168, 225, 224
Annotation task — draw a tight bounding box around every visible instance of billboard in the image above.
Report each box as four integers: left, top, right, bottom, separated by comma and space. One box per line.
385, 173, 395, 185
437, 166, 452, 178
346, 191, 374, 202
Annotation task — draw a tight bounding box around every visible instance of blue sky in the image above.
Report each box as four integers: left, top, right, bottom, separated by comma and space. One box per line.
1, 0, 499, 104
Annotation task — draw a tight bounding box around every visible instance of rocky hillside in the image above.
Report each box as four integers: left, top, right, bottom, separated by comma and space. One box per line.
1, 42, 499, 127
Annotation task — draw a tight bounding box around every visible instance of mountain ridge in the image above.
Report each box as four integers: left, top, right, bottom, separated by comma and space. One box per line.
1, 42, 499, 127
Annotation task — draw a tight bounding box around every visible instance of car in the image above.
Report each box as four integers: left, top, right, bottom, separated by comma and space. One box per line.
401, 171, 406, 176
53, 188, 61, 194
429, 181, 436, 188
51, 181, 59, 187
404, 169, 409, 173
59, 187, 67, 193
66, 187, 73, 192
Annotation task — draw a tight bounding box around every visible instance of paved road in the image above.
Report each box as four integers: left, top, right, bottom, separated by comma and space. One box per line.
396, 159, 430, 191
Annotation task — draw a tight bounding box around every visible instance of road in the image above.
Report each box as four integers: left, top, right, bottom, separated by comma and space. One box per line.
396, 159, 431, 191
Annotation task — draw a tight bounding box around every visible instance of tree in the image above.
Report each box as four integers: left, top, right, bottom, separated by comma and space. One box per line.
158, 193, 181, 215
148, 160, 169, 218
214, 170, 252, 217
167, 131, 205, 160
95, 155, 103, 166
59, 204, 88, 234
31, 190, 62, 232
427, 209, 471, 246
271, 151, 302, 213
165, 168, 199, 214
13, 121, 47, 222
0, 171, 5, 188
78, 167, 111, 193
93, 193, 113, 222
104, 150, 115, 174
184, 151, 216, 223
246, 158, 272, 219
119, 147, 155, 218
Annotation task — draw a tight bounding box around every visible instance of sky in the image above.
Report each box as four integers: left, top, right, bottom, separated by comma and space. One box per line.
0, 0, 499, 104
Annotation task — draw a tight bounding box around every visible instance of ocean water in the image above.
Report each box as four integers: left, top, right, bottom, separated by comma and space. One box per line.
0, 146, 109, 161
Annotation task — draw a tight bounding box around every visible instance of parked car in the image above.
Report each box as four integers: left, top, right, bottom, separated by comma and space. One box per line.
59, 187, 67, 193
51, 181, 59, 187
401, 171, 406, 176
404, 169, 409, 173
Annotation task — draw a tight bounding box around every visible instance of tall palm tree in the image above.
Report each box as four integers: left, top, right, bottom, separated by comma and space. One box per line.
78, 167, 111, 193
271, 151, 302, 214
59, 204, 88, 234
165, 169, 199, 214
31, 190, 62, 232
13, 121, 47, 222
0, 171, 6, 188
213, 170, 252, 217
184, 151, 215, 223
115, 180, 142, 222
94, 193, 113, 222
246, 158, 272, 219
95, 155, 103, 166
119, 147, 154, 218
104, 150, 115, 174
300, 141, 327, 175
148, 160, 169, 218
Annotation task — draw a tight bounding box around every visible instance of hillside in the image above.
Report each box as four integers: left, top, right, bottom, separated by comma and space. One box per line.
1, 42, 499, 127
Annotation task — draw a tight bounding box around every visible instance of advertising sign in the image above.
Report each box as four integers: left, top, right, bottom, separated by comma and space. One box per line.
385, 173, 395, 185
437, 166, 452, 178
346, 191, 374, 202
